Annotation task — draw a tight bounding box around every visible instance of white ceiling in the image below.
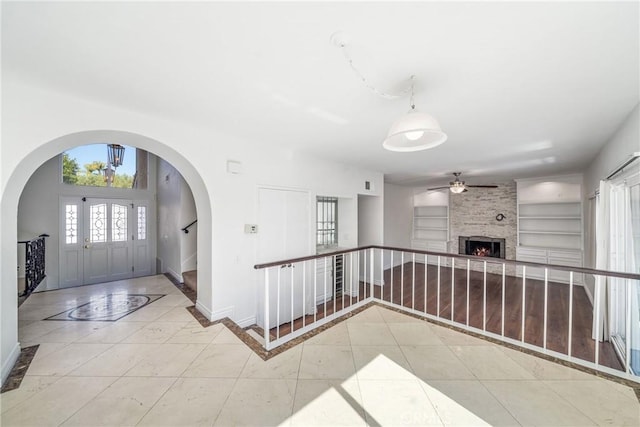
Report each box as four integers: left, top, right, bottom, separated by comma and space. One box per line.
3, 1, 638, 186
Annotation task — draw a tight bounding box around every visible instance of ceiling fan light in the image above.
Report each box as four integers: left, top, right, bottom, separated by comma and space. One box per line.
383, 111, 447, 152
450, 181, 466, 194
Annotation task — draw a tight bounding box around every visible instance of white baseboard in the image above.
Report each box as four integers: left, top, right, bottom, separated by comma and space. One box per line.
211, 305, 234, 322
236, 316, 256, 328
1, 342, 21, 386
195, 301, 214, 321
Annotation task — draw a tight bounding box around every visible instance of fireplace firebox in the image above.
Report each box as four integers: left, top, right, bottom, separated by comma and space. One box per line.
459, 236, 505, 259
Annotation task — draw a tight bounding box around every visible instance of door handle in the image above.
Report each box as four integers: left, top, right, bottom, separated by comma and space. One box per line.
84, 244, 90, 249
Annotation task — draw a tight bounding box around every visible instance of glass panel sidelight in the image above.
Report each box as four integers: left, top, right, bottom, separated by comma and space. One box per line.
137, 206, 146, 240
111, 204, 128, 242
90, 203, 107, 243
65, 204, 78, 244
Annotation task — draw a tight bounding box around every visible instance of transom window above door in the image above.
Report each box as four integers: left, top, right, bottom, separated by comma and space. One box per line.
62, 143, 148, 189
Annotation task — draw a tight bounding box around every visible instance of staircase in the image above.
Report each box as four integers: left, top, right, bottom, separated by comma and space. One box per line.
182, 270, 197, 292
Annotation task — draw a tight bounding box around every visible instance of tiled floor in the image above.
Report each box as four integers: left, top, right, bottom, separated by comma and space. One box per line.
1, 275, 639, 426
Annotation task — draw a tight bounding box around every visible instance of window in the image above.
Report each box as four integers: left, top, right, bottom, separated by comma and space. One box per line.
62, 144, 148, 189
64, 204, 78, 244
317, 196, 338, 247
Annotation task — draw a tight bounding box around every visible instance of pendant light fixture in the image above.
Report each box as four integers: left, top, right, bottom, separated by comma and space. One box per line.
382, 76, 447, 152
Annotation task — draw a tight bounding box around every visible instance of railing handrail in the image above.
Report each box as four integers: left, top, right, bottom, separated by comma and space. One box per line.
18, 233, 49, 244
181, 220, 197, 234
253, 244, 640, 281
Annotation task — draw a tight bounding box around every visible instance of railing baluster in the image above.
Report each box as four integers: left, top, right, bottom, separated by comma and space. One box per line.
363, 250, 367, 300
323, 257, 327, 320
437, 256, 441, 317
483, 261, 487, 332
543, 268, 548, 349
391, 251, 394, 304
291, 264, 295, 333
264, 268, 270, 349
521, 266, 526, 343
370, 248, 374, 300
626, 279, 633, 374
595, 274, 601, 367
401, 252, 405, 308
380, 248, 384, 302
424, 255, 428, 315
314, 258, 317, 324
466, 259, 470, 327
451, 257, 455, 322
501, 263, 506, 337
568, 271, 574, 358
412, 253, 416, 311
277, 266, 281, 340
349, 252, 353, 308
302, 262, 306, 329
333, 256, 337, 316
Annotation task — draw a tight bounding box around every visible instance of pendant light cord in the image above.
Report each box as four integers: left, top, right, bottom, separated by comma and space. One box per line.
336, 41, 413, 100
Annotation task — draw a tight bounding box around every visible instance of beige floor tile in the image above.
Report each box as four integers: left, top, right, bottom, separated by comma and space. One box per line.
543, 379, 640, 426
346, 307, 386, 324
387, 322, 445, 346
401, 345, 475, 380
352, 345, 415, 380
74, 321, 147, 344
211, 326, 245, 344
450, 346, 536, 380
499, 346, 598, 380
155, 306, 196, 322
137, 378, 236, 426
18, 320, 67, 342
166, 321, 224, 344
121, 321, 188, 343
151, 294, 192, 307
69, 343, 160, 376
0, 376, 117, 426
483, 380, 597, 426
61, 376, 176, 426
0, 376, 60, 414
430, 325, 488, 346
24, 342, 69, 361
304, 323, 351, 346
299, 345, 356, 380
378, 306, 424, 323
421, 380, 520, 426
29, 322, 111, 343
291, 379, 366, 426
125, 343, 207, 377
214, 378, 296, 427
182, 343, 252, 378
347, 322, 397, 345
241, 345, 302, 379
25, 343, 113, 376
120, 304, 174, 322
358, 379, 443, 426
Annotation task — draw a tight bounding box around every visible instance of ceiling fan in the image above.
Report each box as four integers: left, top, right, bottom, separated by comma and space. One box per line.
427, 172, 498, 194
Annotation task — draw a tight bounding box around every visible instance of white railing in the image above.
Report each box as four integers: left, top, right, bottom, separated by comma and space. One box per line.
254, 245, 640, 384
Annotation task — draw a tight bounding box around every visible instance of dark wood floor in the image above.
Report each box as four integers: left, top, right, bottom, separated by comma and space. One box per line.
270, 261, 622, 371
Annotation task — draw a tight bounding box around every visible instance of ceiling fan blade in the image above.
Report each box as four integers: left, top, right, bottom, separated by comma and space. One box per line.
427, 186, 450, 191
466, 185, 499, 188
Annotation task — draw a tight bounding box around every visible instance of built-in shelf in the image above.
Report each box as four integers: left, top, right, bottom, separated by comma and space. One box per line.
412, 198, 449, 265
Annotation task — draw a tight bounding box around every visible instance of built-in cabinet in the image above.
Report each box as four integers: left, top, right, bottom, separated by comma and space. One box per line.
516, 175, 583, 284
411, 190, 449, 264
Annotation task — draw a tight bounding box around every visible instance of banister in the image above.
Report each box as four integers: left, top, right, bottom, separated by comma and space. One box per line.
253, 244, 640, 281
181, 219, 197, 234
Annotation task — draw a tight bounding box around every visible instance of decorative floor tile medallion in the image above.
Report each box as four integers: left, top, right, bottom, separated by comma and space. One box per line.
45, 293, 165, 321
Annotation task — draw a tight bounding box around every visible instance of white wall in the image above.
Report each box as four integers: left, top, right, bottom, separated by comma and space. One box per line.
156, 158, 197, 281
17, 155, 157, 291
0, 76, 384, 382
383, 183, 413, 268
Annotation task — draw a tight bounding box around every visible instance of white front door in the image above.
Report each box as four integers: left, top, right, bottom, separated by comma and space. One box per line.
257, 188, 311, 329
60, 197, 151, 287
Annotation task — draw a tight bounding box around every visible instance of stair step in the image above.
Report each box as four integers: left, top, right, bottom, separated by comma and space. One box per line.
182, 270, 197, 292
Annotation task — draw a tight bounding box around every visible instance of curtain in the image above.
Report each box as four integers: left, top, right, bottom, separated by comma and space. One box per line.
593, 180, 611, 341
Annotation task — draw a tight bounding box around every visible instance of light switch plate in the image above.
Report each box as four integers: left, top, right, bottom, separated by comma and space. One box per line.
244, 224, 258, 233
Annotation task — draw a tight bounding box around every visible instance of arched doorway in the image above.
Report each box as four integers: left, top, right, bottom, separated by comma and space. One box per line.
1, 130, 213, 383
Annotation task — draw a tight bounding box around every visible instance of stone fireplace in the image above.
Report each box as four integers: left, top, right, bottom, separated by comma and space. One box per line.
459, 236, 506, 259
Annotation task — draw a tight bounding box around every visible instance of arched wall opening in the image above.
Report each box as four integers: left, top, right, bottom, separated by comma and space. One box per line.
1, 130, 213, 383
